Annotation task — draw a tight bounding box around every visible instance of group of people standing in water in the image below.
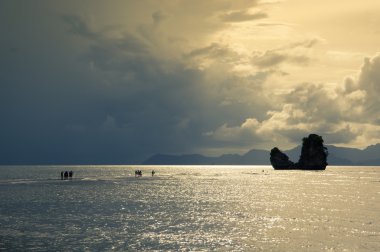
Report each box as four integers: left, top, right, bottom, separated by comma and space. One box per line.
60, 171, 73, 180
60, 169, 155, 179
135, 170, 156, 177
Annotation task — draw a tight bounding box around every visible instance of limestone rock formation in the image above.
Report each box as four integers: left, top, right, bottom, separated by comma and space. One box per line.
297, 134, 328, 170
269, 147, 296, 170
270, 134, 328, 170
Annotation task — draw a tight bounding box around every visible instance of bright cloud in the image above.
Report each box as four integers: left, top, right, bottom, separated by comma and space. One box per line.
207, 54, 380, 150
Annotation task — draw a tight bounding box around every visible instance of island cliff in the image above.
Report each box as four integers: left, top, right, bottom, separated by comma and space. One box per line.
270, 134, 328, 170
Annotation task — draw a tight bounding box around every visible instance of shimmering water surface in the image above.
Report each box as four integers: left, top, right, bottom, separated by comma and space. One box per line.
0, 165, 379, 251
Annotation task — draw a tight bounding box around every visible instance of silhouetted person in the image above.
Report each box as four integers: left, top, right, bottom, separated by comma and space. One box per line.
152, 170, 155, 176
61, 171, 64, 180
64, 171, 69, 179
69, 171, 73, 178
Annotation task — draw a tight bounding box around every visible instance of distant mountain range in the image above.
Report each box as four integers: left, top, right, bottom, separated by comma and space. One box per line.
142, 144, 380, 166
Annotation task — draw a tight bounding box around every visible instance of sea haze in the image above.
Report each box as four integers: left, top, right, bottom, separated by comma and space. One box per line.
0, 165, 379, 251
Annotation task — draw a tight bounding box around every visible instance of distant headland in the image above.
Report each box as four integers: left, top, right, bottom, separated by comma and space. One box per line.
143, 142, 380, 166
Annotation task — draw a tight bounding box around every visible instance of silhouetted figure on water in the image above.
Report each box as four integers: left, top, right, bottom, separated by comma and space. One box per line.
135, 170, 142, 177
61, 171, 74, 180
151, 170, 155, 176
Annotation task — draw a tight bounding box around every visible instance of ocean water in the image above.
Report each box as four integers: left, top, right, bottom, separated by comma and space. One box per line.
0, 165, 379, 251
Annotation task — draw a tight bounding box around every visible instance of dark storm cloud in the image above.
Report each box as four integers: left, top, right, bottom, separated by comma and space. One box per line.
0, 9, 158, 163
53, 14, 271, 162
0, 0, 274, 164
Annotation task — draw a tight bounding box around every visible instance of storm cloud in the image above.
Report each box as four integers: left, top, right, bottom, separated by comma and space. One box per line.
1, 0, 379, 164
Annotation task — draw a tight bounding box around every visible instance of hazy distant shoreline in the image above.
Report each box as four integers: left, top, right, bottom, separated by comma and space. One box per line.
1, 143, 379, 166
143, 144, 380, 166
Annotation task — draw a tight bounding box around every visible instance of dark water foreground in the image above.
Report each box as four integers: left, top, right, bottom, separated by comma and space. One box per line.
0, 165, 379, 251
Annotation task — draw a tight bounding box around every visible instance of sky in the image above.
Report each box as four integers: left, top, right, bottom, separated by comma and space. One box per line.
1, 0, 380, 164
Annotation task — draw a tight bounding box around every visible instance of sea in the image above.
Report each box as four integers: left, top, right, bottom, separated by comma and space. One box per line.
0, 165, 379, 251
